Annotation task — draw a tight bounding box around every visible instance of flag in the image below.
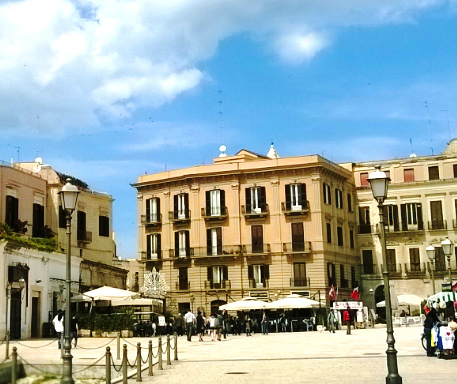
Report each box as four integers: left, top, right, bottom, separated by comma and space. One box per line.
350, 287, 359, 301
329, 284, 336, 301
452, 282, 457, 291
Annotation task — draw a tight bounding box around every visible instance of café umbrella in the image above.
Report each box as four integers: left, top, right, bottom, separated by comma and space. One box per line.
265, 294, 320, 309
219, 297, 268, 311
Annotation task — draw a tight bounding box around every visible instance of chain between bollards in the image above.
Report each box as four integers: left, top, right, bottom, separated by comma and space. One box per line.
148, 340, 153, 376
136, 342, 142, 382
174, 332, 178, 361
158, 336, 163, 370
105, 347, 111, 384
11, 347, 17, 384
122, 344, 128, 384
166, 335, 171, 366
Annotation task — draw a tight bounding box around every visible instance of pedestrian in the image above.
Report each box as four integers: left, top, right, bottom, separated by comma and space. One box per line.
327, 309, 336, 333
343, 306, 351, 335
175, 313, 184, 336
184, 309, 196, 341
209, 314, 217, 341
70, 315, 79, 347
52, 310, 64, 349
261, 311, 269, 335
217, 311, 224, 341
245, 314, 252, 336
424, 305, 439, 356
222, 309, 228, 339
196, 311, 205, 342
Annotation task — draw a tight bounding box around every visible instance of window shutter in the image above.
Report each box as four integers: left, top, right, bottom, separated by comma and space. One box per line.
393, 205, 399, 232
184, 194, 189, 218
245, 188, 251, 213
156, 198, 160, 218
260, 186, 266, 211
146, 199, 150, 219
301, 183, 307, 208
328, 186, 332, 205
185, 230, 190, 256
248, 265, 253, 280
417, 204, 423, 230
207, 267, 212, 281
264, 265, 270, 279
206, 191, 211, 215
174, 232, 179, 257
400, 204, 408, 231
358, 207, 364, 224
173, 195, 178, 218
220, 190, 225, 212
146, 234, 151, 259
207, 229, 211, 255
157, 234, 161, 259
285, 185, 291, 210
223, 266, 228, 281
216, 227, 222, 254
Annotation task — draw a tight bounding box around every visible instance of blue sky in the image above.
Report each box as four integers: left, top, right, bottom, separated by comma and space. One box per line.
1, 1, 457, 258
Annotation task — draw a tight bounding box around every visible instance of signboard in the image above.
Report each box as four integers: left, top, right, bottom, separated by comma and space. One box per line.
249, 291, 269, 299
158, 315, 166, 327
442, 283, 452, 293
333, 301, 363, 310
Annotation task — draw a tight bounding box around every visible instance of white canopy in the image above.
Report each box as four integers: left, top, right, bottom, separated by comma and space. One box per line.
72, 286, 139, 302
376, 294, 424, 308
219, 297, 268, 311
265, 294, 320, 309
427, 291, 456, 304
111, 298, 156, 307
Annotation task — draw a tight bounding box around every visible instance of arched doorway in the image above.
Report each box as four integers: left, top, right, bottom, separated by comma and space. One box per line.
375, 285, 386, 319
210, 300, 226, 316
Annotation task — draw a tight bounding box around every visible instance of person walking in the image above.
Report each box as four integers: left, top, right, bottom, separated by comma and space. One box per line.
261, 311, 269, 335
327, 309, 336, 333
52, 310, 64, 349
70, 315, 79, 347
184, 309, 196, 342
196, 311, 205, 342
222, 309, 228, 339
245, 314, 252, 337
209, 314, 217, 341
175, 313, 184, 337
424, 305, 439, 356
217, 311, 224, 341
343, 306, 351, 335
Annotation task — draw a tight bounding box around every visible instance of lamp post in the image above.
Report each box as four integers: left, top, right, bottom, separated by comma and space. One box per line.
441, 238, 453, 287
426, 245, 436, 295
58, 179, 79, 384
368, 166, 402, 384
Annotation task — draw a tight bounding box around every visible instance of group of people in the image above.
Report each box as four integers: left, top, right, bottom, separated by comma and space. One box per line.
52, 310, 79, 349
423, 304, 457, 357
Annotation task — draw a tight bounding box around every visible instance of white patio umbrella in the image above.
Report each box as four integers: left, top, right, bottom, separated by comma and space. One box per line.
219, 297, 268, 311
377, 294, 424, 308
265, 294, 320, 309
76, 286, 140, 301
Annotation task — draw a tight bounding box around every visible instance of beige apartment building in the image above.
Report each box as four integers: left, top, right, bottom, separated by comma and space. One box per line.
134, 148, 360, 315
349, 139, 457, 311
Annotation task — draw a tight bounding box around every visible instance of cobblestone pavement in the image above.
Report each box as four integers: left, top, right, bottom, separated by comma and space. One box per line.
2, 326, 455, 383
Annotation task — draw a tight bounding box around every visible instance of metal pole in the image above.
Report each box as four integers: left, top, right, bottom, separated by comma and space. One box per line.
136, 342, 142, 382
148, 340, 153, 376
122, 344, 127, 384
431, 261, 436, 295
378, 202, 402, 384
62, 214, 74, 384
105, 347, 111, 384
11, 347, 17, 384
166, 335, 171, 365
447, 255, 452, 288
174, 333, 178, 361
5, 286, 9, 360
158, 336, 163, 370
117, 332, 121, 360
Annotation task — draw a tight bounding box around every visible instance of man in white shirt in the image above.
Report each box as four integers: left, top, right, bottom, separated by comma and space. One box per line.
184, 309, 196, 341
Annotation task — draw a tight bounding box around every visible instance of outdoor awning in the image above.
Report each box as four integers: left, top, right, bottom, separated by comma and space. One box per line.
427, 291, 456, 304
219, 297, 268, 311
376, 294, 424, 308
72, 286, 140, 302
265, 294, 320, 309
111, 298, 156, 307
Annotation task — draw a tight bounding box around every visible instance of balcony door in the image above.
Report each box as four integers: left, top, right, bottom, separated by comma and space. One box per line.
251, 225, 263, 253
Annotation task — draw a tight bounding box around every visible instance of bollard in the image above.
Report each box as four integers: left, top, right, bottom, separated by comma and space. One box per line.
136, 342, 142, 382
148, 340, 153, 376
5, 333, 9, 360
166, 335, 171, 365
158, 336, 163, 370
11, 347, 17, 384
117, 332, 121, 360
122, 344, 128, 384
174, 333, 178, 361
106, 347, 111, 384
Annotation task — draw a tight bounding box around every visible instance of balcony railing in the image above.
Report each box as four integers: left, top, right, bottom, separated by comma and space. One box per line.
384, 222, 424, 234
193, 245, 242, 258
361, 264, 380, 275
77, 230, 92, 243
249, 279, 269, 289
175, 281, 190, 290
201, 206, 228, 220
140, 251, 162, 261
281, 201, 309, 216
204, 280, 231, 290
168, 210, 191, 223
381, 263, 402, 278
290, 277, 309, 288
242, 244, 271, 255
169, 248, 194, 258
283, 241, 311, 253
141, 214, 162, 226
241, 204, 269, 218
428, 220, 447, 230
404, 262, 427, 276
358, 224, 372, 234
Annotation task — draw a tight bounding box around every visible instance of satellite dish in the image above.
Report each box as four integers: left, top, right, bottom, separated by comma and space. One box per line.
219, 145, 226, 152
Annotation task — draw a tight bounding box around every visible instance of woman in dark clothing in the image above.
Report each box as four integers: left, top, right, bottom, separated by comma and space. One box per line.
424, 305, 439, 356
196, 311, 205, 342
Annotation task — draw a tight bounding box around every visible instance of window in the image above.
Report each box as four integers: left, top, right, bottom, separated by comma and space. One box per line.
430, 201, 444, 229
359, 206, 371, 233
351, 266, 357, 289
146, 197, 160, 222
77, 211, 87, 241
293, 263, 307, 287
404, 168, 415, 182
99, 216, 109, 237
174, 230, 190, 257
5, 195, 19, 228
386, 249, 397, 272
360, 173, 369, 186
326, 222, 332, 243
347, 193, 353, 212
291, 222, 304, 251
207, 266, 228, 289
454, 164, 457, 178
340, 265, 348, 288
385, 205, 399, 232
384, 170, 390, 179
428, 166, 439, 180
207, 227, 222, 255
173, 193, 189, 219
435, 247, 446, 271
178, 268, 188, 290
327, 263, 336, 286
32, 203, 44, 238
285, 183, 306, 211
400, 203, 423, 231
245, 186, 266, 214
362, 250, 374, 274
59, 206, 66, 229
409, 248, 420, 272
350, 229, 355, 249
335, 189, 343, 209
251, 225, 264, 253
323, 183, 332, 204
206, 189, 225, 216
337, 226, 343, 246
248, 264, 269, 288
146, 234, 161, 260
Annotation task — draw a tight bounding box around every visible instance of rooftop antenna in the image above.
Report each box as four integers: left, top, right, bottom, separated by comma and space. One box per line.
440, 109, 451, 141
217, 89, 226, 156
409, 138, 414, 154
36, 115, 41, 158
8, 144, 20, 162
424, 101, 433, 155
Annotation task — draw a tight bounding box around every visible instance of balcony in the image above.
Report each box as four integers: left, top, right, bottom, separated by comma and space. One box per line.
428, 220, 447, 230
175, 281, 190, 291
290, 277, 309, 288
249, 279, 269, 289
242, 244, 271, 255
241, 204, 269, 219
404, 262, 427, 278
168, 210, 191, 224
193, 245, 242, 258
141, 214, 162, 227
204, 280, 231, 290
169, 248, 194, 259
358, 224, 372, 234
381, 263, 403, 278
360, 264, 380, 276
384, 222, 424, 234
77, 230, 92, 244
139, 251, 162, 261
283, 241, 311, 253
281, 201, 309, 216
201, 207, 228, 221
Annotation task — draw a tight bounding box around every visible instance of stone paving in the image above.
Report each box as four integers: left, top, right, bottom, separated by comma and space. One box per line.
1, 325, 455, 383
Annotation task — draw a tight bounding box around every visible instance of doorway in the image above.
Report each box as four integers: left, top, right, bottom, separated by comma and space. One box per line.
31, 295, 40, 338
10, 291, 21, 340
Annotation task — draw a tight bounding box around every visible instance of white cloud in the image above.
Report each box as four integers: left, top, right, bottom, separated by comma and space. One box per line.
0, 0, 447, 135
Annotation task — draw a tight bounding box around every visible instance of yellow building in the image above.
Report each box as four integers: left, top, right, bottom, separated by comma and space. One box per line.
133, 148, 359, 314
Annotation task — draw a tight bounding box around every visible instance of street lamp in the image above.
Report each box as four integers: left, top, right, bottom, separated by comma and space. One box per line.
368, 166, 402, 384
58, 179, 80, 384
426, 245, 436, 295
441, 238, 453, 287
